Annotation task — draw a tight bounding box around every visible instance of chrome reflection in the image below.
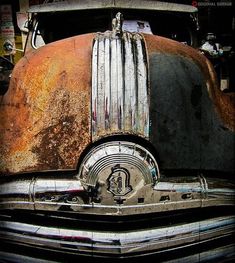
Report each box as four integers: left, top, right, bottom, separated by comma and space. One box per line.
0, 215, 234, 256
77, 141, 159, 188
0, 173, 234, 215
92, 23, 149, 139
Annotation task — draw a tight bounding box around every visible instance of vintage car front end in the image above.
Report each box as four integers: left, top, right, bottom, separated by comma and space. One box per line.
0, 1, 234, 261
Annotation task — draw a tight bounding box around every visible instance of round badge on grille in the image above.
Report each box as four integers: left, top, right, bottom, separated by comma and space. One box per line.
77, 141, 159, 202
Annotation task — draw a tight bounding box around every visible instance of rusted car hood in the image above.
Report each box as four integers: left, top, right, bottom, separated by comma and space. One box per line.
0, 34, 94, 174
0, 33, 234, 175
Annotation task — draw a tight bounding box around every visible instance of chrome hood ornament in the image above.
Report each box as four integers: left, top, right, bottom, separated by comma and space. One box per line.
112, 12, 124, 36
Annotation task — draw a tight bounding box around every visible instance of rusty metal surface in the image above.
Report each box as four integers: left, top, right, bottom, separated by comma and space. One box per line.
28, 0, 198, 14
144, 34, 235, 132
1, 31, 234, 176
0, 34, 94, 175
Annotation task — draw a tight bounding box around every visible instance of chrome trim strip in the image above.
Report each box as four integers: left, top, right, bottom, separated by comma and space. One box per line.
0, 216, 234, 256
91, 38, 98, 134
92, 31, 149, 139
0, 251, 55, 263
165, 244, 235, 263
0, 244, 234, 262
104, 38, 111, 130
0, 178, 83, 196
123, 32, 136, 132
135, 34, 149, 135
154, 181, 204, 193
0, 175, 234, 215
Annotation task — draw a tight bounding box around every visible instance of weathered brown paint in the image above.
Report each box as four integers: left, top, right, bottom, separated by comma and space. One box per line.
1, 33, 234, 175
144, 34, 235, 131
0, 34, 95, 175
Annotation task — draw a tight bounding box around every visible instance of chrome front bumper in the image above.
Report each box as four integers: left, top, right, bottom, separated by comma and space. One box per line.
0, 173, 234, 260
0, 174, 234, 215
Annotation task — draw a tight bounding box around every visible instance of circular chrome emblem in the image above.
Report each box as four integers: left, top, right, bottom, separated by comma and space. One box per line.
77, 141, 159, 203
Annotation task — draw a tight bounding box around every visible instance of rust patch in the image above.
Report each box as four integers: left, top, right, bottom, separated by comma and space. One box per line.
144, 34, 235, 131
0, 33, 95, 175
32, 116, 76, 169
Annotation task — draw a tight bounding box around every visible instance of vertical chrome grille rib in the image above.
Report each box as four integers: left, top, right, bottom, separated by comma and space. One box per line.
92, 32, 149, 139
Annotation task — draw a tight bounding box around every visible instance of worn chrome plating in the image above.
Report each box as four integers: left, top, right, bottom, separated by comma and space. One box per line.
92, 14, 149, 139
